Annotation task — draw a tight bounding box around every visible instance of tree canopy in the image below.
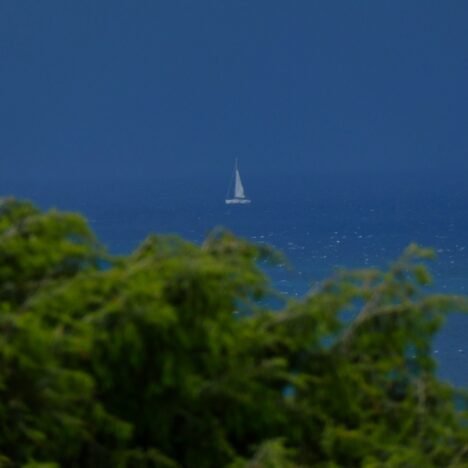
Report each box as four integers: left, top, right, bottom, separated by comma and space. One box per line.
0, 198, 467, 467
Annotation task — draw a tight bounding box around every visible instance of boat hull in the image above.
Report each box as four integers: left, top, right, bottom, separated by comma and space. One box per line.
225, 198, 251, 205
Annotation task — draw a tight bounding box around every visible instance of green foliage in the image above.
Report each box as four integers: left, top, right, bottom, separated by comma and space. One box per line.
0, 198, 104, 307
228, 438, 297, 468
0, 198, 467, 466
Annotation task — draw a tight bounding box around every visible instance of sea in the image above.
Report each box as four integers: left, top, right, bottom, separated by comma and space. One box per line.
3, 172, 468, 388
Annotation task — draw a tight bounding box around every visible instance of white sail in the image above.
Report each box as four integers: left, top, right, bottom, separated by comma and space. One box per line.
225, 159, 251, 204
234, 169, 245, 199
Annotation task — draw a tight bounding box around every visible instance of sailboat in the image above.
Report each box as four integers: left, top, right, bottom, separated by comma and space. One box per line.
225, 159, 251, 204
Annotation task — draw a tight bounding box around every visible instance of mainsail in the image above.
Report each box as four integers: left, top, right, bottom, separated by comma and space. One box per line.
234, 168, 245, 199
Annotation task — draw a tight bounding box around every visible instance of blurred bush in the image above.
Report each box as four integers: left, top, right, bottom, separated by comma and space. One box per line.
0, 198, 467, 467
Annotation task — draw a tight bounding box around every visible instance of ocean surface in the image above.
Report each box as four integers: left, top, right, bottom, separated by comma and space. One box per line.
3, 174, 468, 387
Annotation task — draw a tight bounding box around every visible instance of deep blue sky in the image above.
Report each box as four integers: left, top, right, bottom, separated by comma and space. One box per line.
1, 1, 467, 188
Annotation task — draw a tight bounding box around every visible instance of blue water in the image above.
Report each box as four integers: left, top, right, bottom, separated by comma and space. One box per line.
3, 175, 468, 387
